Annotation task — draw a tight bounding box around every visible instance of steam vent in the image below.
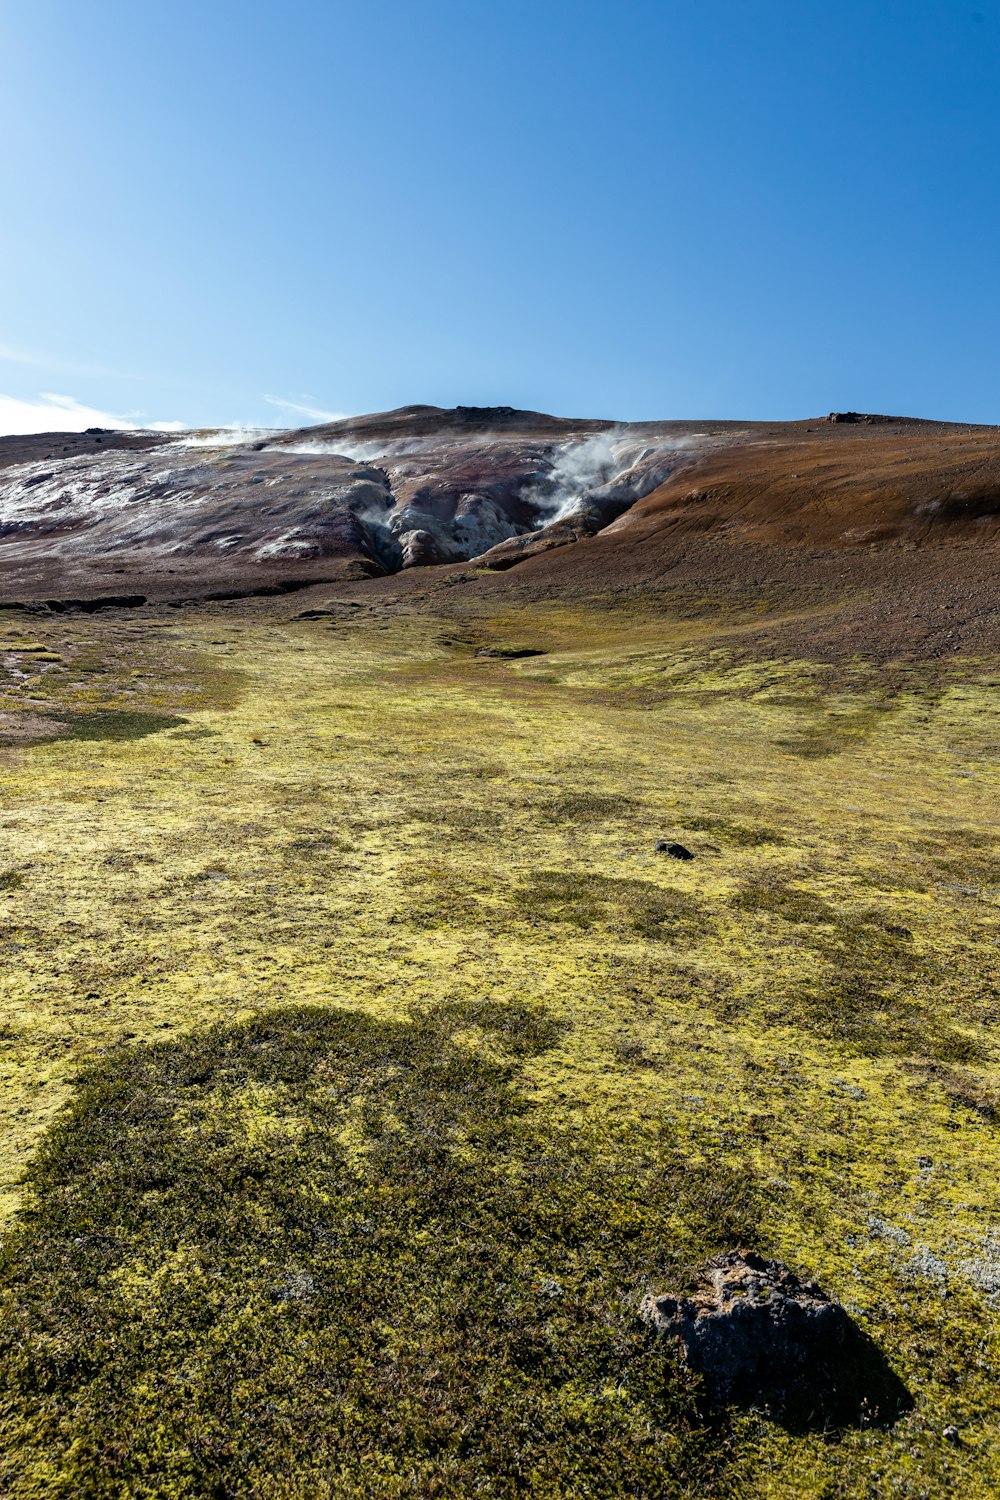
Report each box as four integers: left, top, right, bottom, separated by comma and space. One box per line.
0, 405, 698, 603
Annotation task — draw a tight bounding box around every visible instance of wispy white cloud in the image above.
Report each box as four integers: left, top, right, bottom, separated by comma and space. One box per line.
0, 392, 184, 436
0, 342, 131, 381
263, 394, 350, 423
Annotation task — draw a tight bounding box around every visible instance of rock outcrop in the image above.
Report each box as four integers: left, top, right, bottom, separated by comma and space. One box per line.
642, 1252, 847, 1407
641, 1250, 911, 1426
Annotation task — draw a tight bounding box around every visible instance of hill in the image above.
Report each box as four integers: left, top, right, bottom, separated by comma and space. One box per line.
1, 409, 997, 644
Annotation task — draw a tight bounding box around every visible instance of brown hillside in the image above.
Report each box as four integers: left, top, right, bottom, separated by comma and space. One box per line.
3, 412, 1000, 666
626, 431, 1000, 547
362, 425, 1000, 664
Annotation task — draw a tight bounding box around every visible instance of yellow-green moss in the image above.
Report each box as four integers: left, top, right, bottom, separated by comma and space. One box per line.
0, 600, 997, 1495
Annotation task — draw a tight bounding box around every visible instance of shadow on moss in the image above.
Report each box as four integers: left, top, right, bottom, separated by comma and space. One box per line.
732, 878, 982, 1060
0, 1000, 768, 1498
52, 710, 190, 742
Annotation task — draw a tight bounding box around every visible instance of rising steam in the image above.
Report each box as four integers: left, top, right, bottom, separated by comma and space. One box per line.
527, 432, 651, 524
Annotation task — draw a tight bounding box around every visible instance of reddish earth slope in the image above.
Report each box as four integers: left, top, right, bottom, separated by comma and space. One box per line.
1, 409, 999, 661
448, 423, 1000, 661
625, 429, 1000, 547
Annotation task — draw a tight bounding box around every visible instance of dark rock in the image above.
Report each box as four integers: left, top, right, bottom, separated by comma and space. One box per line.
455, 405, 520, 423
655, 840, 694, 860
398, 528, 446, 568
641, 1250, 912, 1426
641, 1251, 845, 1410
943, 1424, 961, 1445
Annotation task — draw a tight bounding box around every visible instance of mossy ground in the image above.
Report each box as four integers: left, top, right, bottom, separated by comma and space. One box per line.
0, 598, 998, 1496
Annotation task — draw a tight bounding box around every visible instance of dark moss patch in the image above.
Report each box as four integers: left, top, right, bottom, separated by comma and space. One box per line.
0, 871, 24, 892
765, 964, 982, 1062
774, 699, 899, 759
0, 1001, 763, 1498
613, 1035, 661, 1070
811, 908, 919, 977
392, 859, 491, 928
513, 870, 712, 941
942, 1074, 999, 1120
792, 971, 906, 1056
165, 726, 218, 741
925, 828, 996, 852
906, 1062, 999, 1122
539, 791, 632, 823
928, 853, 1000, 888
733, 881, 918, 966
678, 815, 786, 847
731, 880, 837, 925
282, 831, 354, 859
732, 883, 974, 1058
406, 799, 511, 838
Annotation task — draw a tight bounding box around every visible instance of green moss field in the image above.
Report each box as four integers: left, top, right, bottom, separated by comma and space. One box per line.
0, 592, 998, 1497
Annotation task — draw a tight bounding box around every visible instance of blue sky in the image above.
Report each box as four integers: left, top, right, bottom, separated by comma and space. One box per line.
1, 0, 998, 431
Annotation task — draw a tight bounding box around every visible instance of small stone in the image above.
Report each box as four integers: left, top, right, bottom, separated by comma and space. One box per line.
655, 840, 694, 860
943, 1424, 961, 1445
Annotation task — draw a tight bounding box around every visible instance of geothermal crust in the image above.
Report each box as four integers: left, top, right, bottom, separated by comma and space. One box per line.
0, 406, 702, 601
